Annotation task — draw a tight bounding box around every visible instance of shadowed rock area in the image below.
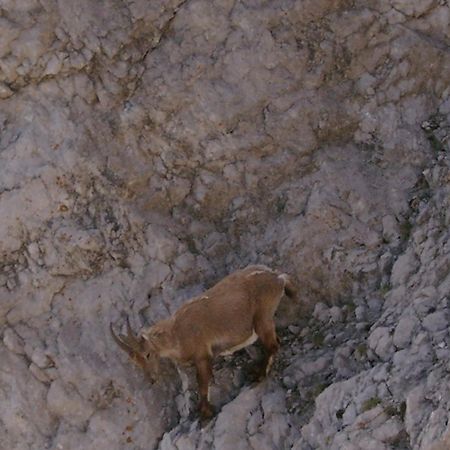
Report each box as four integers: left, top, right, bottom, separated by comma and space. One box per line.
1, 1, 449, 449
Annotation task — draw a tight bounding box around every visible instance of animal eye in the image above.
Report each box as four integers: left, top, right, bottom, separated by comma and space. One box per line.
145, 353, 151, 360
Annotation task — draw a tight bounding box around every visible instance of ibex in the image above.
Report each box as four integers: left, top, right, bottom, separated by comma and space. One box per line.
110, 265, 297, 421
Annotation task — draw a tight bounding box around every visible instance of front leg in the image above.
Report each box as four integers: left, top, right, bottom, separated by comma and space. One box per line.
195, 357, 214, 421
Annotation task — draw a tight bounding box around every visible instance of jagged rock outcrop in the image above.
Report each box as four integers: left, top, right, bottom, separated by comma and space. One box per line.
1, 1, 449, 449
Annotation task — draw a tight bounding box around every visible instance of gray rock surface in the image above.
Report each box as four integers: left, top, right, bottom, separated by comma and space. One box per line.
1, 0, 450, 449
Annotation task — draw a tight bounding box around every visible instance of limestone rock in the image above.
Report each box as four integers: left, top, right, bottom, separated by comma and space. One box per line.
1, 0, 450, 448
368, 327, 394, 361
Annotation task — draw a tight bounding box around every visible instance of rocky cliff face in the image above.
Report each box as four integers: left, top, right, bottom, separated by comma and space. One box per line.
1, 1, 449, 449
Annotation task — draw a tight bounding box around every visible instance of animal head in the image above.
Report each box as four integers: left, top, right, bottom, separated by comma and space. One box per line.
110, 317, 160, 382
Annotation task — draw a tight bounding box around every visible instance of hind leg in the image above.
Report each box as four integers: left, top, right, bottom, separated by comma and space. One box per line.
254, 319, 279, 380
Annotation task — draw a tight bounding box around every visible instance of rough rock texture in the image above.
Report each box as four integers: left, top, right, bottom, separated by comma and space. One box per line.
1, 1, 449, 449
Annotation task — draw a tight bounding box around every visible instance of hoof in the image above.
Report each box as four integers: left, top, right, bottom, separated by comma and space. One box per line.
199, 402, 215, 425
247, 364, 267, 383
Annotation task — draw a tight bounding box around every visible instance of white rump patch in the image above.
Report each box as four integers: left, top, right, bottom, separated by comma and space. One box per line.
278, 273, 289, 285
220, 331, 258, 356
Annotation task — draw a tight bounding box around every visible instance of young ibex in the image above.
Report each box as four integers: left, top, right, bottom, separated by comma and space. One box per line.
110, 265, 297, 421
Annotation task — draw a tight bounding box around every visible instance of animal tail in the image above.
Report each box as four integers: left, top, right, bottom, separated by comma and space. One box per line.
278, 273, 298, 300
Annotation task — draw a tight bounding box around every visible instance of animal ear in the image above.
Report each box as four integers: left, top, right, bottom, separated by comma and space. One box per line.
138, 336, 148, 350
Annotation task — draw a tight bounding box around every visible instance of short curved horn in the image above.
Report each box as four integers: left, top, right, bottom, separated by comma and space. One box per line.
111, 316, 142, 353
110, 322, 135, 355
126, 316, 137, 342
